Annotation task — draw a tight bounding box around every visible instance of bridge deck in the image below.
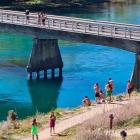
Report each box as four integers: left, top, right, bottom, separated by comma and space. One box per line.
0, 9, 140, 41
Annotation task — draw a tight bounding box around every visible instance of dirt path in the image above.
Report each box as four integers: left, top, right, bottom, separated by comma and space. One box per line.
21, 97, 139, 140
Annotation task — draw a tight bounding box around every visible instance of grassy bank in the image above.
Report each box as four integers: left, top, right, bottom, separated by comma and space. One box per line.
0, 105, 95, 140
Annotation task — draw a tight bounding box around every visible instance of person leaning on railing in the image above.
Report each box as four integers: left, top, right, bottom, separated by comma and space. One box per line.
41, 12, 47, 26
25, 9, 30, 23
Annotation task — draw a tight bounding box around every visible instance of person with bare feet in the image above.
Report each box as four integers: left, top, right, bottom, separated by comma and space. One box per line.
49, 112, 56, 136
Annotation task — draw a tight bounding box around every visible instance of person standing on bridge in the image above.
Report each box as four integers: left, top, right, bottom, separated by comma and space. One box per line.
38, 12, 41, 25
41, 12, 46, 26
25, 9, 30, 24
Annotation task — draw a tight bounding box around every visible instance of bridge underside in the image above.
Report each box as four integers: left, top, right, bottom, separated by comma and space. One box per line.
0, 23, 140, 89
27, 39, 63, 79
0, 22, 139, 53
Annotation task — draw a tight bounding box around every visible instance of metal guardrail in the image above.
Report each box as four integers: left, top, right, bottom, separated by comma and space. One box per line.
0, 9, 140, 41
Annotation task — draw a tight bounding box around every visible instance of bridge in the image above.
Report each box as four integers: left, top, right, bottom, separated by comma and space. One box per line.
0, 9, 140, 89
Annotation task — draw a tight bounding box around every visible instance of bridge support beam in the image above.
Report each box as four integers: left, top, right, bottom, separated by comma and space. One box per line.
27, 38, 63, 79
131, 46, 140, 91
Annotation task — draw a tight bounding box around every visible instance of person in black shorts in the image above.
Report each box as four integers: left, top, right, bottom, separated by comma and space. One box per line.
126, 80, 134, 99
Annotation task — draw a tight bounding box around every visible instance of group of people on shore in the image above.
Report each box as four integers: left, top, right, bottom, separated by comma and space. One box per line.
25, 10, 47, 25
83, 78, 134, 106
7, 78, 134, 140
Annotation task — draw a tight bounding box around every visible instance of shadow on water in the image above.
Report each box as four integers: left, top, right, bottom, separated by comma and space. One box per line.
27, 77, 63, 114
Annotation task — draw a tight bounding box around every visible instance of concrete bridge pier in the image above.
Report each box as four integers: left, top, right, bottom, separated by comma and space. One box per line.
131, 46, 140, 91
27, 38, 63, 79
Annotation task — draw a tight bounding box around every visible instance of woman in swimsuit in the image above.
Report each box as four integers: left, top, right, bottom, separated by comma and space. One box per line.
49, 112, 56, 136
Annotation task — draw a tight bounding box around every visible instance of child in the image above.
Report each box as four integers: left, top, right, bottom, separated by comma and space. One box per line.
31, 118, 38, 140
49, 112, 56, 136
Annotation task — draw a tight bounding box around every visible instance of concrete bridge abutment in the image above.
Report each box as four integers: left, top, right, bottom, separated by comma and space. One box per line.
27, 38, 63, 79
131, 44, 140, 91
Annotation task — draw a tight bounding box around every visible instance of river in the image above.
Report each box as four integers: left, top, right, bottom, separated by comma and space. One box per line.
0, 2, 139, 120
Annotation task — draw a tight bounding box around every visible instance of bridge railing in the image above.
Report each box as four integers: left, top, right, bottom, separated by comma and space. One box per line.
0, 9, 140, 41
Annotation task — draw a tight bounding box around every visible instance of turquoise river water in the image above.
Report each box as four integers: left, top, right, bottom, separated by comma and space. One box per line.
0, 2, 140, 120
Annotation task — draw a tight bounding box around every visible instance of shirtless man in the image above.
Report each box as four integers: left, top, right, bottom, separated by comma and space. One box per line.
93, 83, 100, 103
126, 80, 134, 99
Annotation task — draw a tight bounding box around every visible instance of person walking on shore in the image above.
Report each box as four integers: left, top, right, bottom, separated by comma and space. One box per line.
31, 118, 39, 140
105, 82, 112, 103
93, 83, 100, 103
49, 112, 56, 136
126, 80, 134, 99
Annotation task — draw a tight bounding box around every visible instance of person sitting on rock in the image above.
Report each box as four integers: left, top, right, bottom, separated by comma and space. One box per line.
82, 96, 91, 106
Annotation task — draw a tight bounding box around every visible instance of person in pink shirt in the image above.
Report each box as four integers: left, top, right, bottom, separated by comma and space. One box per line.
49, 112, 56, 136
